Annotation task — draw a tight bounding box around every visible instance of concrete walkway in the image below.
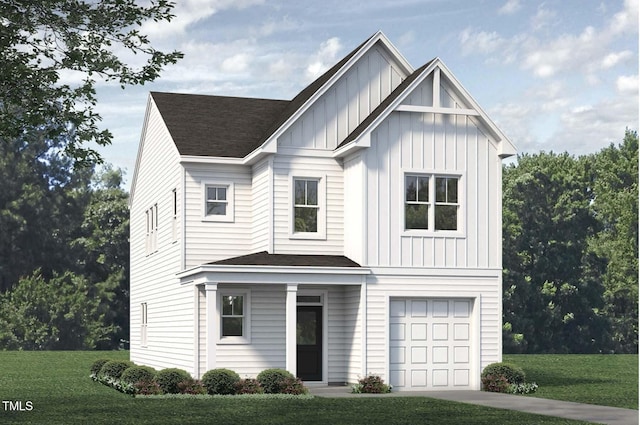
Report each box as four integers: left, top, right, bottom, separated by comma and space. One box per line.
309, 386, 639, 425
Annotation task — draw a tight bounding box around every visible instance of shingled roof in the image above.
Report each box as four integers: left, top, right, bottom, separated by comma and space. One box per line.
151, 34, 375, 159
208, 251, 361, 268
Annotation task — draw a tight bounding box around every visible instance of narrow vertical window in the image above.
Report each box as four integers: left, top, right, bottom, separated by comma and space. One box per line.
141, 303, 148, 347
172, 189, 177, 241
405, 175, 430, 230
221, 295, 244, 337
145, 204, 158, 254
435, 177, 458, 230
293, 178, 319, 233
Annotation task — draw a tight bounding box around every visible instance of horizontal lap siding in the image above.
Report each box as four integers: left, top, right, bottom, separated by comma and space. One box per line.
278, 45, 406, 151
364, 273, 501, 382
184, 164, 252, 266
215, 285, 286, 377
272, 156, 344, 255
130, 99, 193, 374
252, 158, 271, 252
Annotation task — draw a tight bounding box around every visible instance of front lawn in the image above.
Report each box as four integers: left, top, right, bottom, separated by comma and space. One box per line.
0, 351, 619, 424
504, 354, 638, 409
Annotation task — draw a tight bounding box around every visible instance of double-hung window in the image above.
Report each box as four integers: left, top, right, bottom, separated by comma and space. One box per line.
219, 292, 250, 343
294, 178, 319, 233
405, 174, 460, 232
145, 204, 158, 254
202, 181, 234, 222
140, 303, 148, 347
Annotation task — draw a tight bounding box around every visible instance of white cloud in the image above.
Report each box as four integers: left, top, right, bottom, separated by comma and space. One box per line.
616, 74, 639, 93
498, 0, 521, 15
530, 6, 558, 31
459, 28, 505, 55
601, 50, 634, 68
221, 54, 251, 74
306, 37, 343, 80
609, 0, 639, 35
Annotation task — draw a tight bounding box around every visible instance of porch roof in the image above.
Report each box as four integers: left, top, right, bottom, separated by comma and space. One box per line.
207, 251, 361, 268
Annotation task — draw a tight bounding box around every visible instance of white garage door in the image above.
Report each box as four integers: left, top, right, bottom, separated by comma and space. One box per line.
389, 298, 473, 390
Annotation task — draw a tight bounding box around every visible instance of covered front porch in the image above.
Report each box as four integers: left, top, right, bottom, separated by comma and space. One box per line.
177, 251, 370, 384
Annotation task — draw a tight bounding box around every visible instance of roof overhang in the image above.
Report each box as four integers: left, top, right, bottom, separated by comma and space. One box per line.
177, 264, 370, 286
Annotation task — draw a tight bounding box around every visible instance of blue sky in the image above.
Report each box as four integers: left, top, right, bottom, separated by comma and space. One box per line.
89, 0, 638, 187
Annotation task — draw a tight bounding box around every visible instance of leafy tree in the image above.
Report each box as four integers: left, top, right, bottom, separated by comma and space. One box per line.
0, 0, 182, 164
73, 167, 130, 348
0, 270, 114, 349
502, 152, 608, 353
588, 130, 639, 353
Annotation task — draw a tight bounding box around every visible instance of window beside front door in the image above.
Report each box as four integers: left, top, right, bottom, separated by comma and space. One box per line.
219, 291, 250, 344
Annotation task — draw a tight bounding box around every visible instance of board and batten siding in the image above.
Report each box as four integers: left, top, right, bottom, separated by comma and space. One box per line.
130, 98, 194, 373
272, 155, 344, 255
183, 164, 253, 267
363, 273, 502, 384
363, 109, 502, 269
278, 44, 407, 151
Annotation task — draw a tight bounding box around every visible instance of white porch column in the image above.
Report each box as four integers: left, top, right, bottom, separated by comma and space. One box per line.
285, 283, 298, 375
205, 282, 218, 371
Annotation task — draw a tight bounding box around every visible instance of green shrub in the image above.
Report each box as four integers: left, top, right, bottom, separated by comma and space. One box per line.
154, 368, 192, 394
201, 368, 240, 395
508, 382, 539, 394
351, 375, 391, 394
481, 362, 525, 384
256, 368, 295, 394
120, 366, 157, 385
99, 360, 134, 380
90, 359, 111, 378
481, 374, 510, 392
236, 378, 263, 394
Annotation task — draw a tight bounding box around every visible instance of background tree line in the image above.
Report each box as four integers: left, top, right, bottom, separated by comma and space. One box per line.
503, 129, 638, 354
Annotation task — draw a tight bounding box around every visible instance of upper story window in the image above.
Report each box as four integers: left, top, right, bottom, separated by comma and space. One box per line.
202, 181, 234, 222
405, 174, 460, 232
172, 189, 178, 242
145, 204, 158, 254
290, 175, 326, 240
294, 178, 318, 232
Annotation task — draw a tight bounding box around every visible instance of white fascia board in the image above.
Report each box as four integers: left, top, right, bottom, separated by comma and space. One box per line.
179, 155, 245, 165
129, 95, 153, 208
177, 265, 370, 286
333, 61, 439, 158
368, 266, 502, 278
256, 31, 415, 157
434, 59, 517, 157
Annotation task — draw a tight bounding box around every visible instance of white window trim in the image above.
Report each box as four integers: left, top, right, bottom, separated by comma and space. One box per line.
202, 181, 235, 222
140, 302, 148, 348
171, 188, 178, 243
289, 173, 327, 240
401, 170, 465, 237
145, 204, 158, 255
217, 289, 251, 345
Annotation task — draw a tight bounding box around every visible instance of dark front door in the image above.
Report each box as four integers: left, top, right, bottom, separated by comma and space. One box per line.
297, 306, 322, 381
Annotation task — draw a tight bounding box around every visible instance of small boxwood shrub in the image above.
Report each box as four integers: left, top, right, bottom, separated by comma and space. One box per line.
134, 380, 163, 395
256, 368, 295, 394
201, 368, 240, 395
99, 360, 134, 380
120, 366, 157, 385
154, 368, 192, 394
236, 378, 263, 394
481, 362, 525, 385
90, 359, 111, 379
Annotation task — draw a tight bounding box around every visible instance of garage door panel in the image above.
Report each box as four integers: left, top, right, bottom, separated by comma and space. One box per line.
389, 298, 473, 391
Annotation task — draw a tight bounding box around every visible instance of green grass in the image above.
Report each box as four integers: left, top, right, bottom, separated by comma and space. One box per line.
504, 354, 638, 409
0, 351, 611, 425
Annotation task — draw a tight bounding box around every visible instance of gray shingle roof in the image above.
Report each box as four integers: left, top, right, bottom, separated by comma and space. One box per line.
208, 251, 361, 267
151, 92, 288, 158
150, 34, 375, 159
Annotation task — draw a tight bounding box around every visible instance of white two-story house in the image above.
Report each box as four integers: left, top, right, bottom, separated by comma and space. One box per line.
129, 31, 516, 391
